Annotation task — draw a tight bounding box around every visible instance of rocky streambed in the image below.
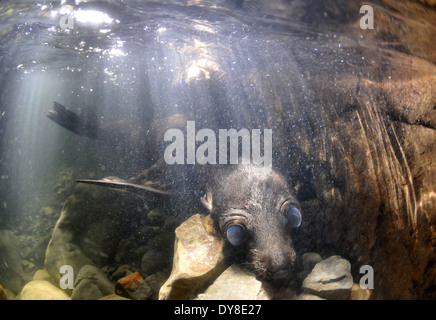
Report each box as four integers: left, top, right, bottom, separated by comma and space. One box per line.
0, 181, 370, 300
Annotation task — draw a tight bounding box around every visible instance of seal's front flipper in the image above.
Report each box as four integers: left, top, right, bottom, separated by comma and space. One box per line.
46, 102, 99, 139
76, 178, 170, 195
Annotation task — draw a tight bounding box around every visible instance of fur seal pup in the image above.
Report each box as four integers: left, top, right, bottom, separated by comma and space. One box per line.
46, 102, 302, 280
202, 165, 302, 280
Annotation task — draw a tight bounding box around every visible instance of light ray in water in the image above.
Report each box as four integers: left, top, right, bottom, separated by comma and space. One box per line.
2, 70, 67, 212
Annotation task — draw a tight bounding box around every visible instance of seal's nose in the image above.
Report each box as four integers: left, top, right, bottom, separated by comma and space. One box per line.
258, 242, 296, 279
267, 253, 295, 279
270, 268, 290, 280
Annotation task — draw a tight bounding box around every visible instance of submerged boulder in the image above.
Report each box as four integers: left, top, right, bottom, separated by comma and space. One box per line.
159, 214, 226, 300
0, 284, 11, 300
70, 265, 114, 300
302, 255, 354, 300
19, 280, 70, 300
194, 265, 273, 300
0, 230, 28, 294
44, 181, 152, 284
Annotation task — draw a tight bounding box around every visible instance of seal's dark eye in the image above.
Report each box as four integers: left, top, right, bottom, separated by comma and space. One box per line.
226, 224, 247, 246
286, 207, 302, 228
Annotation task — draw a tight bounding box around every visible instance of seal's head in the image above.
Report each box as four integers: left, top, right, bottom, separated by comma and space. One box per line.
205, 165, 302, 280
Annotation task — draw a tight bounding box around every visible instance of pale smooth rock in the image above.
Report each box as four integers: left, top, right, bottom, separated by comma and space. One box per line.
19, 280, 70, 300
302, 255, 353, 300
32, 269, 52, 281
195, 265, 273, 300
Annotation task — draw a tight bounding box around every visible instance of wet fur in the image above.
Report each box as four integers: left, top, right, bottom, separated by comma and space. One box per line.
207, 165, 301, 280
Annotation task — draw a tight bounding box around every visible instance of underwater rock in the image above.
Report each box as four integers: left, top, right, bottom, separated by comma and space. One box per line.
270, 287, 298, 300
302, 255, 353, 300
350, 283, 372, 300
45, 181, 151, 284
140, 248, 172, 276
135, 225, 163, 245
0, 284, 8, 300
22, 260, 36, 273
295, 293, 325, 300
32, 268, 52, 281
302, 252, 323, 271
111, 264, 135, 281
99, 294, 131, 300
40, 206, 55, 217
301, 67, 436, 299
53, 168, 76, 200
26, 233, 51, 268
195, 265, 272, 300
159, 214, 226, 300
147, 208, 167, 227
70, 265, 114, 300
138, 227, 174, 276
143, 272, 168, 300
0, 230, 28, 294
115, 271, 151, 300
19, 280, 70, 300
298, 252, 323, 281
